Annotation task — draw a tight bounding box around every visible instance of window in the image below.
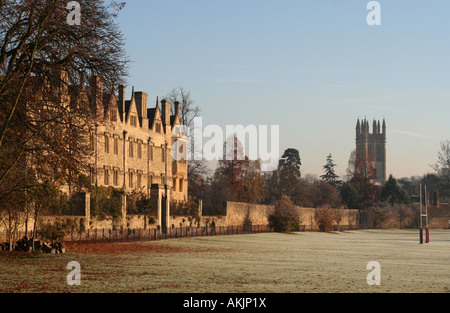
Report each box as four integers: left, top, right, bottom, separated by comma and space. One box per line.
113, 170, 119, 186
129, 171, 133, 188
155, 123, 161, 133
130, 115, 137, 127
161, 146, 165, 162
377, 144, 383, 160
137, 173, 142, 188
179, 179, 183, 192
104, 169, 109, 185
105, 135, 109, 154
173, 178, 176, 190
114, 137, 119, 155
90, 134, 95, 151
110, 110, 117, 122
90, 166, 95, 184
129, 141, 134, 158
149, 144, 153, 161
137, 142, 142, 159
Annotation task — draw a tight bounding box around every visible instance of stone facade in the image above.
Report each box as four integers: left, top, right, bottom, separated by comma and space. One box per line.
73, 76, 188, 229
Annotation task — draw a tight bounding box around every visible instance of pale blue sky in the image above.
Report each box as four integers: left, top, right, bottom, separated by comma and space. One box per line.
116, 0, 450, 178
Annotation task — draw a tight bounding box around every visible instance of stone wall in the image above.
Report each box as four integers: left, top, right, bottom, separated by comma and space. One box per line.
411, 203, 450, 229
429, 218, 450, 229
224, 202, 360, 230
15, 201, 450, 242
0, 201, 359, 242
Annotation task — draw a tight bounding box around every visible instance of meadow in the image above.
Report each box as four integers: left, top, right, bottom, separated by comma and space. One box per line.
1, 230, 450, 293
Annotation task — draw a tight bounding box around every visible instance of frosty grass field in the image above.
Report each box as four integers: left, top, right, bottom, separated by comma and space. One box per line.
1, 229, 450, 293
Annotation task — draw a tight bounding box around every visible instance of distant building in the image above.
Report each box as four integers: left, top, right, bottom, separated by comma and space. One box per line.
355, 118, 387, 185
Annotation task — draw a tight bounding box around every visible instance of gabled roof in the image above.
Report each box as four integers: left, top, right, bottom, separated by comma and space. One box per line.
147, 108, 157, 129
68, 84, 89, 106
104, 88, 120, 120
170, 101, 181, 127
124, 87, 138, 124
147, 102, 162, 130
104, 87, 116, 108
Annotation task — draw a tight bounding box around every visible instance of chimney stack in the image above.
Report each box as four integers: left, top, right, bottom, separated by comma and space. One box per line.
118, 85, 126, 122
433, 189, 440, 207
90, 76, 103, 119
161, 99, 171, 128
135, 91, 148, 128
175, 101, 181, 120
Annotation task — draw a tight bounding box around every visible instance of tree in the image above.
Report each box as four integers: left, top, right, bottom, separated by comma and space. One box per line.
166, 87, 207, 202
166, 87, 209, 205
241, 159, 266, 204
166, 87, 200, 134
397, 176, 419, 198
340, 182, 360, 210
349, 151, 379, 208
264, 148, 305, 205
380, 175, 410, 205
345, 150, 379, 227
366, 202, 395, 229
320, 153, 341, 188
420, 173, 447, 203
315, 180, 341, 208
203, 135, 266, 213
433, 140, 450, 188
280, 148, 301, 176
187, 172, 208, 202
268, 196, 300, 232
314, 206, 336, 232
392, 203, 414, 229
344, 150, 357, 182
214, 135, 250, 202
0, 0, 129, 247
304, 175, 341, 208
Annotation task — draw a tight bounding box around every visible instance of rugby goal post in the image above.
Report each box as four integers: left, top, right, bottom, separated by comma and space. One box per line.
419, 184, 430, 244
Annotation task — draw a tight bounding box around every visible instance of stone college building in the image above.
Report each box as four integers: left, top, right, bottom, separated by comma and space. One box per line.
88, 77, 188, 229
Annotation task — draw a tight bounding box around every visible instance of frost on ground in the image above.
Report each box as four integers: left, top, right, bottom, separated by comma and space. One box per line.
1, 230, 449, 293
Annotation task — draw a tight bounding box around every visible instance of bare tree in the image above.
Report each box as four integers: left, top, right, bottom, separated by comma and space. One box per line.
365, 202, 395, 229
0, 0, 129, 247
433, 140, 450, 187
166, 87, 207, 200
166, 87, 200, 132
392, 203, 414, 229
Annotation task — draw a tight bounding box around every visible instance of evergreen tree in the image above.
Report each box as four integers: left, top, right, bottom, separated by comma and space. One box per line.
320, 154, 341, 188
380, 175, 410, 205
340, 182, 360, 210
265, 148, 304, 205
279, 148, 301, 177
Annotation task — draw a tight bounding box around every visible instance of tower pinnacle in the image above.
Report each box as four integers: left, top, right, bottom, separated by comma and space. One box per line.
355, 117, 387, 185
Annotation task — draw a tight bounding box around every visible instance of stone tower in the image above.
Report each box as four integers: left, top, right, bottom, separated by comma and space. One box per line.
355, 118, 387, 186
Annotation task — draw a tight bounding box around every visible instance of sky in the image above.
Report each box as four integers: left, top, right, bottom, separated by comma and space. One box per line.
115, 0, 450, 179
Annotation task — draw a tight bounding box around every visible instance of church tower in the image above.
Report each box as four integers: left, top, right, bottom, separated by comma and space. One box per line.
355, 118, 387, 185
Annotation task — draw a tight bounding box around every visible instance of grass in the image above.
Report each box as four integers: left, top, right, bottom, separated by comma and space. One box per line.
1, 229, 450, 293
